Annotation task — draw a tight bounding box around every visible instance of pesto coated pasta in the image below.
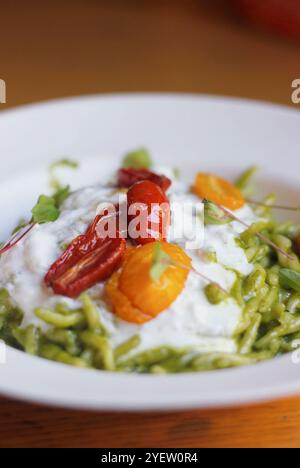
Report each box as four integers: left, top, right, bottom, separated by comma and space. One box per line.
1, 159, 300, 374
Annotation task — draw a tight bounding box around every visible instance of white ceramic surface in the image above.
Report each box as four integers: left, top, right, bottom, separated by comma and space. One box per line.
0, 93, 300, 411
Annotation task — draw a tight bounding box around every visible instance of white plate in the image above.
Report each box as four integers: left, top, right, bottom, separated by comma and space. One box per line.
0, 93, 300, 411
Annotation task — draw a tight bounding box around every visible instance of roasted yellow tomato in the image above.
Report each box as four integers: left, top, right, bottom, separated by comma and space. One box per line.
192, 172, 245, 211
105, 242, 191, 324
105, 270, 153, 324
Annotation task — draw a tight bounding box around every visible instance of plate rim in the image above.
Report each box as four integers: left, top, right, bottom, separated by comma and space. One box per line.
1, 92, 300, 411
1, 91, 299, 118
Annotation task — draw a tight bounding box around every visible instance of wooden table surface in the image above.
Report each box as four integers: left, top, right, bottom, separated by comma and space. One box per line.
0, 395, 300, 448
1, 0, 300, 448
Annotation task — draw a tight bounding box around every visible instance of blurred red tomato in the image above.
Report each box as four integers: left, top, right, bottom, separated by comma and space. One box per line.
234, 0, 300, 41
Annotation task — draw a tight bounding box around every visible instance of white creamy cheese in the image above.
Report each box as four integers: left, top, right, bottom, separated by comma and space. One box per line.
0, 168, 258, 354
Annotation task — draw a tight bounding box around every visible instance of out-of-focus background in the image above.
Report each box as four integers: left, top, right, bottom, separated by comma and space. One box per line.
1, 0, 300, 109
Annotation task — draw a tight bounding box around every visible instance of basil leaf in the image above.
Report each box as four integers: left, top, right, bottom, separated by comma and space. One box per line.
150, 242, 173, 282
31, 195, 60, 224
123, 148, 153, 170
279, 269, 300, 293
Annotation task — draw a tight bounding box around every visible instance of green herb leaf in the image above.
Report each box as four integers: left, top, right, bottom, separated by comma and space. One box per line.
150, 242, 173, 282
50, 158, 79, 171
235, 165, 258, 196
279, 269, 300, 293
173, 168, 180, 180
53, 185, 71, 208
203, 199, 231, 225
123, 148, 153, 170
49, 158, 79, 191
11, 218, 27, 235
0, 288, 11, 308
31, 195, 60, 224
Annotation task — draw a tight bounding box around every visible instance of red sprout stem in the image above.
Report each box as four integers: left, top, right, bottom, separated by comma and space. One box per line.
247, 199, 300, 212
159, 257, 228, 294
175, 261, 229, 295
0, 223, 35, 255
214, 202, 295, 261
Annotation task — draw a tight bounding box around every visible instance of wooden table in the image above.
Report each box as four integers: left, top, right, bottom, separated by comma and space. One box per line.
0, 395, 299, 448
1, 0, 300, 448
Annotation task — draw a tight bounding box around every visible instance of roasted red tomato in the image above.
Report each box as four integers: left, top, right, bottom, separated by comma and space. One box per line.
45, 215, 126, 298
127, 180, 171, 245
117, 168, 172, 192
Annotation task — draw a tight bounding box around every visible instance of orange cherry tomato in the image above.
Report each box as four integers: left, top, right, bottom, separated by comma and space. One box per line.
105, 271, 153, 324
127, 180, 171, 245
192, 173, 245, 211
105, 242, 191, 324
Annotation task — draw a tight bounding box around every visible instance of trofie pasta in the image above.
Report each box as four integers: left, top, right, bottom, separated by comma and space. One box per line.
1, 151, 300, 374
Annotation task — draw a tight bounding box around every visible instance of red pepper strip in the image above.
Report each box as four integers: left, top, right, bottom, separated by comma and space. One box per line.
127, 180, 171, 245
117, 168, 172, 192
45, 216, 126, 298
0, 223, 35, 255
